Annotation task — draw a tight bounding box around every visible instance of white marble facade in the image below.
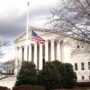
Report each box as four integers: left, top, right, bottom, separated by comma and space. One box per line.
15, 27, 90, 82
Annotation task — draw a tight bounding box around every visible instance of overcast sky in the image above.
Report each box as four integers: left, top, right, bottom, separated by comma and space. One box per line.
0, 0, 58, 62
0, 0, 58, 41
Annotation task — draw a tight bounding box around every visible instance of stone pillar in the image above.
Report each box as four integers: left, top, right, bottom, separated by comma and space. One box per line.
24, 46, 27, 61
39, 44, 43, 70
20, 46, 23, 61
22, 46, 24, 62
34, 43, 37, 69
60, 41, 64, 63
54, 40, 57, 60
29, 44, 32, 62
51, 40, 55, 61
15, 47, 19, 76
24, 45, 29, 61
57, 41, 61, 61
32, 44, 34, 63
45, 40, 49, 62
18, 47, 23, 72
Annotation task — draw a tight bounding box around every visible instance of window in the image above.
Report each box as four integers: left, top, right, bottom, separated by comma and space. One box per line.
82, 46, 84, 48
82, 76, 84, 80
77, 45, 80, 48
88, 62, 90, 70
75, 63, 78, 70
81, 62, 84, 70
89, 76, 90, 80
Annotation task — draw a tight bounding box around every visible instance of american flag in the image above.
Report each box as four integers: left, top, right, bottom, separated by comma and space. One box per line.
31, 31, 45, 45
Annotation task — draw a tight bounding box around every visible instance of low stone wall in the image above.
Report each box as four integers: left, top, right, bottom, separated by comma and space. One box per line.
13, 85, 45, 90
0, 86, 10, 90
52, 88, 90, 90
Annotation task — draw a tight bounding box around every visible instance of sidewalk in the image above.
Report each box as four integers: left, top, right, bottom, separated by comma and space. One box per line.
0, 75, 16, 89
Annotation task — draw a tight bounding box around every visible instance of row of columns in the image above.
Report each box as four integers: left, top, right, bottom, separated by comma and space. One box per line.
15, 40, 64, 74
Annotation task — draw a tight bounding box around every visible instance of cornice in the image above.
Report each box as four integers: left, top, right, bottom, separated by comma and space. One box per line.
14, 27, 90, 44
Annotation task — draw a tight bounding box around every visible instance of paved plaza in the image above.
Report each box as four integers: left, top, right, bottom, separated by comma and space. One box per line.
0, 76, 16, 89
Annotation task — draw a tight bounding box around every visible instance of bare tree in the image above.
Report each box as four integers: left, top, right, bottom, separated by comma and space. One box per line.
0, 42, 9, 58
0, 42, 11, 79
50, 0, 90, 42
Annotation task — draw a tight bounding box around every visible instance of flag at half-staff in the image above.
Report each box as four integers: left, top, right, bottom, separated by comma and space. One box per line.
31, 31, 45, 45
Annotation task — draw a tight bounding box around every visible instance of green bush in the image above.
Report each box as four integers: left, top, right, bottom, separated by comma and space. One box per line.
15, 60, 77, 89
15, 61, 37, 86
60, 63, 77, 88
38, 60, 77, 89
52, 61, 77, 88
37, 62, 60, 89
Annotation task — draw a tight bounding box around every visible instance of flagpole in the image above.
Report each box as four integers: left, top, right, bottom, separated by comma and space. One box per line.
26, 2, 29, 61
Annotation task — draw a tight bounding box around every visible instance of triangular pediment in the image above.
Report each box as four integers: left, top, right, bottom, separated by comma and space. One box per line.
15, 27, 90, 45
15, 27, 63, 43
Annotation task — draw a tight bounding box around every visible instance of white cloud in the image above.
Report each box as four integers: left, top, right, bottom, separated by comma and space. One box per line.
0, 0, 58, 62
0, 0, 57, 20
0, 42, 15, 63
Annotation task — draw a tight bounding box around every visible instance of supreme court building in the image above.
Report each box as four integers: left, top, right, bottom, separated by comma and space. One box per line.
15, 27, 90, 82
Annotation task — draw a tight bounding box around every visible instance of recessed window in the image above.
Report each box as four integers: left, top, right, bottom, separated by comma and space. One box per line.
82, 76, 84, 80
81, 62, 84, 70
77, 45, 80, 48
75, 63, 78, 70
89, 76, 90, 79
88, 62, 90, 70
82, 46, 84, 48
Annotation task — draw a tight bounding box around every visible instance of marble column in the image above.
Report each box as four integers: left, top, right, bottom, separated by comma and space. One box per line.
22, 46, 24, 62
32, 44, 34, 63
29, 44, 32, 62
24, 46, 27, 61
15, 47, 19, 75
54, 40, 57, 60
18, 46, 23, 71
57, 41, 61, 61
45, 40, 49, 62
34, 42, 37, 69
24, 45, 29, 61
60, 41, 64, 63
20, 46, 23, 61
51, 40, 55, 61
39, 44, 43, 70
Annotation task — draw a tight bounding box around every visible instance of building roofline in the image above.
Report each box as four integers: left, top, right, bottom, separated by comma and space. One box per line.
15, 27, 90, 44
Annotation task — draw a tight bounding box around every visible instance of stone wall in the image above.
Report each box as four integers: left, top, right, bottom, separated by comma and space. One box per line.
52, 88, 90, 90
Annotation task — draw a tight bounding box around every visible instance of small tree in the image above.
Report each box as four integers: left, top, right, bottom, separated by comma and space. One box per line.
15, 61, 37, 86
